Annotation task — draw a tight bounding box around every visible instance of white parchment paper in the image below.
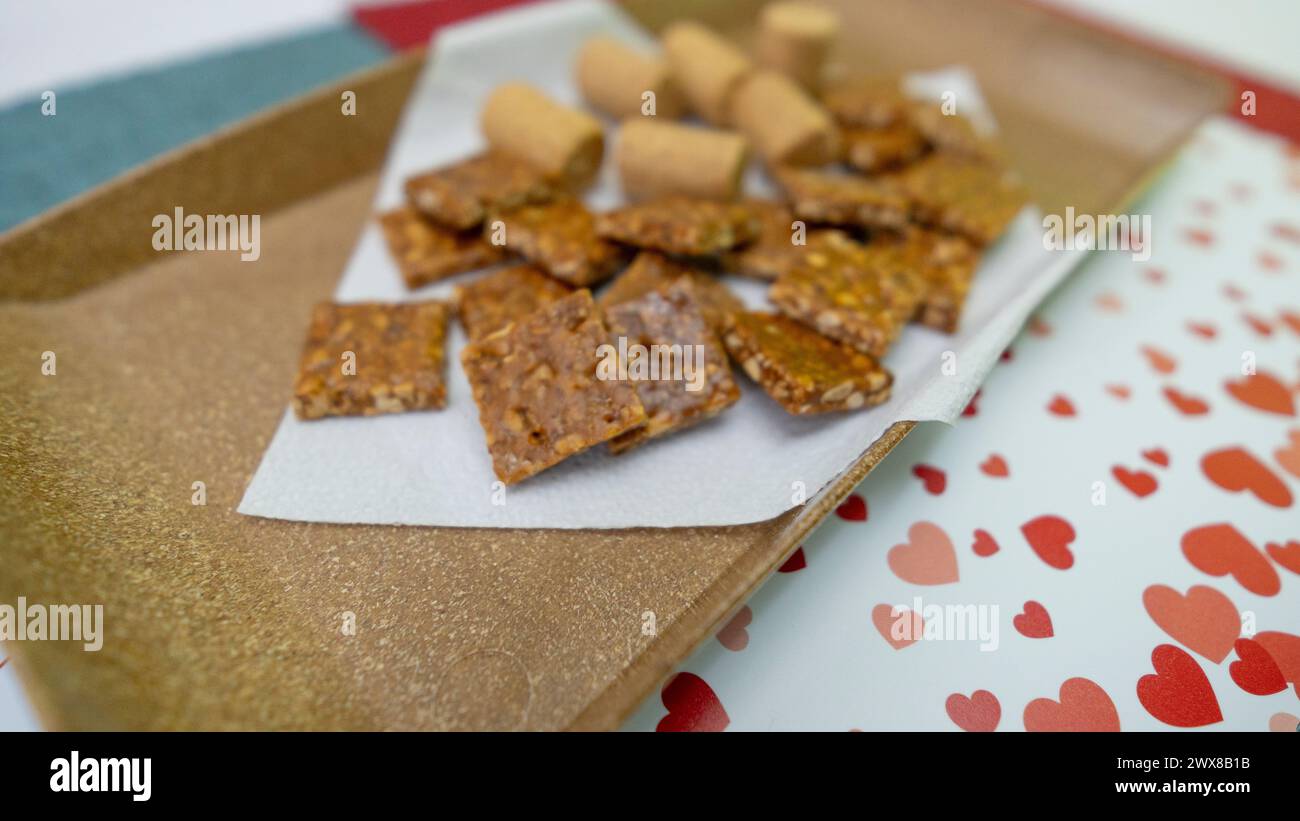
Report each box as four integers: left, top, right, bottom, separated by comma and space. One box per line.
238, 0, 1088, 528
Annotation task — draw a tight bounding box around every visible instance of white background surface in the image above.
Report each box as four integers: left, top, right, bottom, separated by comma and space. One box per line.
2, 0, 1298, 731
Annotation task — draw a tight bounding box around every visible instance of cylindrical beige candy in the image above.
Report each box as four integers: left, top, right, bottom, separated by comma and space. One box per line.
617, 119, 749, 201
730, 70, 838, 166
756, 1, 840, 91
661, 21, 752, 125
480, 83, 605, 188
575, 36, 685, 120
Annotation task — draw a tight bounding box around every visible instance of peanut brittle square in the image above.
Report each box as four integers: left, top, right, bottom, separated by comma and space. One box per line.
822, 76, 908, 129
455, 264, 573, 341
842, 121, 928, 173
598, 251, 742, 333
774, 167, 911, 231
719, 199, 805, 281
768, 230, 925, 357
891, 153, 1027, 245
722, 311, 891, 414
489, 197, 629, 287
905, 104, 1002, 162
460, 290, 646, 484
882, 228, 981, 333
378, 206, 506, 289
594, 197, 761, 256
293, 300, 450, 420
404, 151, 555, 230
603, 281, 740, 453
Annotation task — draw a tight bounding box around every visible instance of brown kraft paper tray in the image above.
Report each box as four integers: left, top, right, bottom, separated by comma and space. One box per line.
0, 0, 1228, 729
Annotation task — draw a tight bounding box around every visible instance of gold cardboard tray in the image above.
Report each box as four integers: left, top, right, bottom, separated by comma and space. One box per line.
0, 0, 1227, 729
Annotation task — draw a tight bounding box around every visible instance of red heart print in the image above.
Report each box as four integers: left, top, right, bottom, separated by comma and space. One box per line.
1275, 429, 1300, 479
872, 603, 923, 650
1222, 283, 1247, 301
1113, 465, 1158, 498
1106, 383, 1132, 400
1013, 601, 1054, 638
1266, 541, 1300, 575
945, 690, 1000, 732
1181, 523, 1280, 596
1163, 386, 1209, 415
1095, 292, 1123, 312
1275, 222, 1300, 243
1144, 268, 1166, 285
1000, 347, 1014, 362
1141, 345, 1177, 374
1187, 321, 1217, 340
1225, 371, 1296, 416
1183, 227, 1214, 247
1269, 712, 1300, 732
1257, 252, 1284, 273
717, 606, 751, 652
971, 529, 1000, 557
1023, 677, 1120, 732
887, 522, 959, 585
1137, 644, 1222, 727
1201, 446, 1293, 508
1141, 584, 1240, 663
1027, 317, 1051, 336
1255, 631, 1300, 686
778, 547, 806, 573
1281, 309, 1300, 336
912, 464, 946, 494
979, 454, 1008, 477
1243, 312, 1274, 335
1142, 448, 1169, 467
1021, 515, 1077, 570
657, 673, 729, 732
835, 493, 867, 521
1229, 638, 1286, 696
962, 389, 981, 417
1047, 394, 1076, 417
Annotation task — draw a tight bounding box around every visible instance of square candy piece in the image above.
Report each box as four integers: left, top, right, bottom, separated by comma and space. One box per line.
842, 121, 927, 174
404, 151, 555, 230
460, 290, 646, 484
720, 199, 803, 281
906, 104, 1002, 162
774, 167, 911, 231
456, 264, 573, 341
293, 300, 450, 420
822, 76, 908, 128
892, 153, 1027, 245
378, 206, 506, 289
769, 230, 925, 358
594, 197, 760, 256
885, 229, 980, 333
604, 281, 740, 454
598, 251, 741, 334
723, 311, 891, 414
491, 197, 628, 287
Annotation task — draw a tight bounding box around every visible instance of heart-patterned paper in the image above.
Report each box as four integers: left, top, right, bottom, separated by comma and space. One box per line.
629, 119, 1300, 733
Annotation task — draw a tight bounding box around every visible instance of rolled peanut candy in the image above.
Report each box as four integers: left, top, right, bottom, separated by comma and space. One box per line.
661, 21, 753, 125
480, 83, 605, 188
574, 35, 686, 120
755, 1, 840, 91
730, 70, 838, 166
617, 119, 748, 201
